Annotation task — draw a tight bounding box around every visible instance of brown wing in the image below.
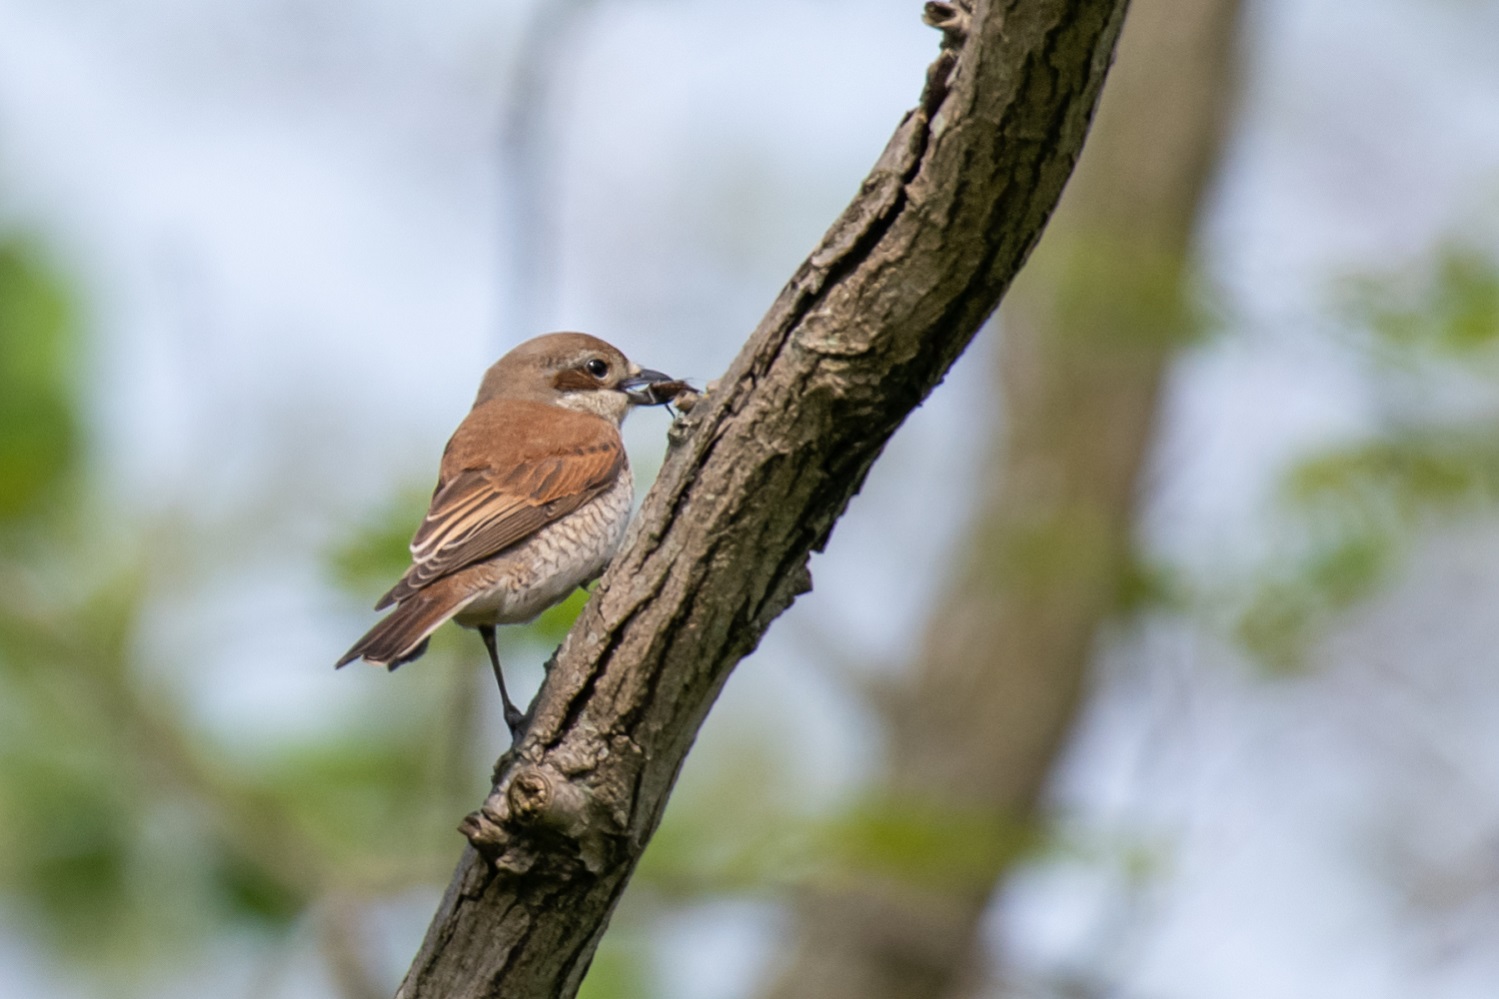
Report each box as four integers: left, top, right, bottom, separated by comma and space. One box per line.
375, 400, 624, 609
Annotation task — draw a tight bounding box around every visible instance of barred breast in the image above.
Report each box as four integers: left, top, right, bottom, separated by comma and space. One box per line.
452, 463, 634, 628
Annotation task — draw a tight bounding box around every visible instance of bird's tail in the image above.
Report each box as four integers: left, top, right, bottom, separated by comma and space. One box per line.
336, 585, 473, 670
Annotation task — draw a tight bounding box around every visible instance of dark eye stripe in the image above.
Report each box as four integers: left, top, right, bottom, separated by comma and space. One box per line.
551, 369, 597, 391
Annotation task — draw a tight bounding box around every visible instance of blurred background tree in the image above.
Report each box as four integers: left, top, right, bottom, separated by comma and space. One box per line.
2, 1, 1499, 998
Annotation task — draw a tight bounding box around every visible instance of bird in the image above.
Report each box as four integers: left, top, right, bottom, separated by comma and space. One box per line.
336, 332, 678, 735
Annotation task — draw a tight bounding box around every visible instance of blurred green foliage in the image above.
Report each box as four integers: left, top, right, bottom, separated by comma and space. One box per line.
575, 933, 651, 999
1237, 530, 1392, 673
1114, 552, 1187, 615
636, 743, 1051, 901
1043, 233, 1216, 351
1290, 433, 1499, 511
1236, 242, 1499, 671
0, 530, 460, 967
1345, 242, 1499, 354
328, 488, 434, 596
0, 232, 468, 992
801, 797, 1041, 892
0, 236, 79, 526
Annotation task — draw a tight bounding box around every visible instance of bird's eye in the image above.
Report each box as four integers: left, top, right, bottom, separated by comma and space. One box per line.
586, 358, 609, 378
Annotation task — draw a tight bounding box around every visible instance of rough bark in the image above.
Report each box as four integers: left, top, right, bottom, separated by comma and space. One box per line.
397, 2, 1131, 996
763, 1, 1246, 997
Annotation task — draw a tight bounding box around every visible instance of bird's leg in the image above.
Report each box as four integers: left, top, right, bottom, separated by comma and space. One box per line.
479, 625, 526, 738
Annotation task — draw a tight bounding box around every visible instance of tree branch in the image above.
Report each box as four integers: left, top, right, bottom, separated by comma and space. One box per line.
397, 2, 1131, 995
763, 0, 1248, 993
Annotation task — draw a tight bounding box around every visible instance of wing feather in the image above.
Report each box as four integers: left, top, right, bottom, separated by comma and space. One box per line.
374, 401, 624, 609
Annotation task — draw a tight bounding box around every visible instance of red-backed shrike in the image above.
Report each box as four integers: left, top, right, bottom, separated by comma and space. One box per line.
337, 332, 677, 733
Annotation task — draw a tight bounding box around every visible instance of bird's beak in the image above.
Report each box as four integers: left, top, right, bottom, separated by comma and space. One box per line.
619, 369, 679, 406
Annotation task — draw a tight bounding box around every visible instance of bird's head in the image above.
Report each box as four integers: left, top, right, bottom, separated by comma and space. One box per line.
475, 331, 678, 424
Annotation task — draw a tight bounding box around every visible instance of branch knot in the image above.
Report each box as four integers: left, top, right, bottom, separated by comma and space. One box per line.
459, 764, 622, 878
922, 1, 973, 48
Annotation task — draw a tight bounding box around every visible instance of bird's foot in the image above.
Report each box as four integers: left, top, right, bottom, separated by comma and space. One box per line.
502, 701, 528, 743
